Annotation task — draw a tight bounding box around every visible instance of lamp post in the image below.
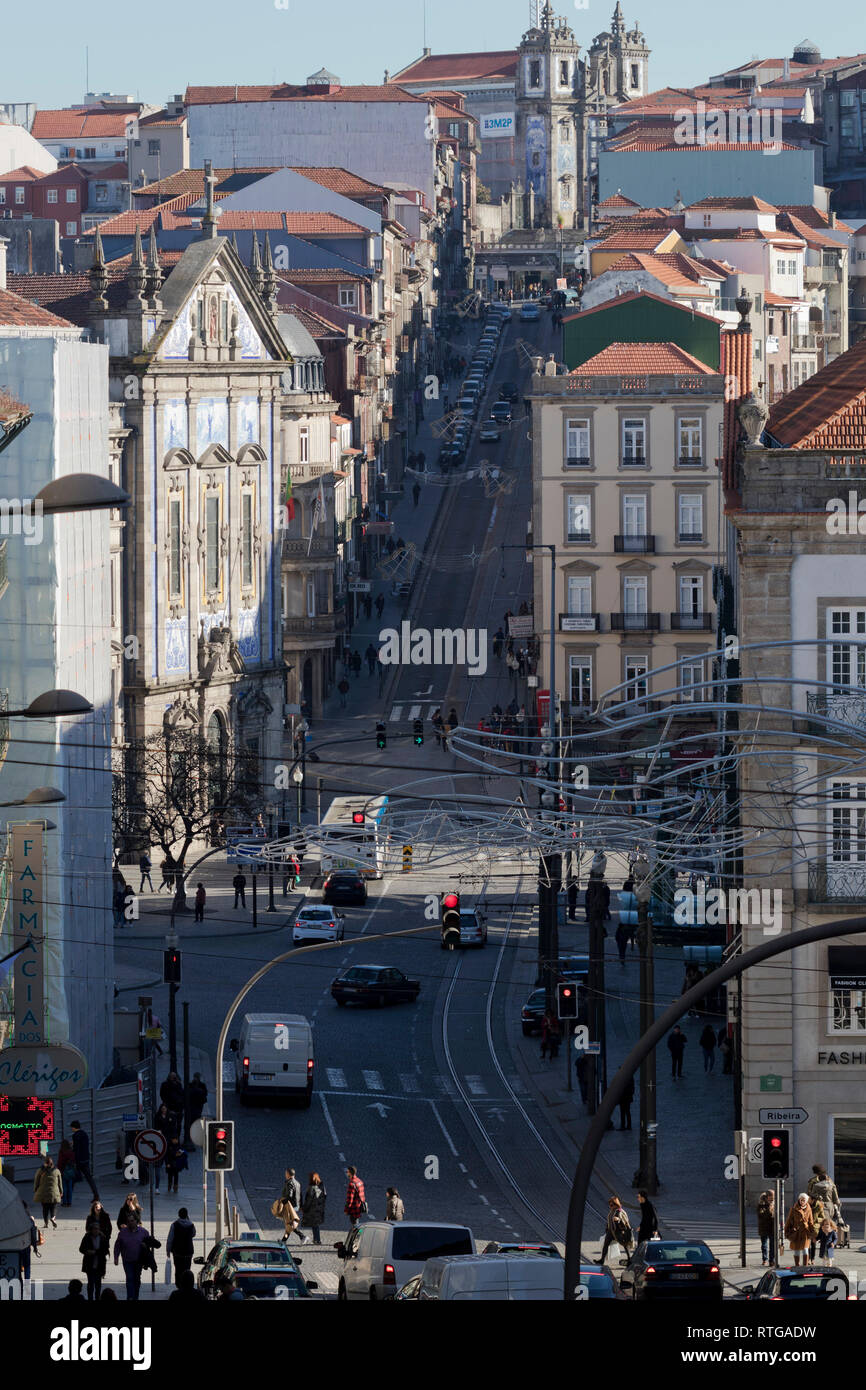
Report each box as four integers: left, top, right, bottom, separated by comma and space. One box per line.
632, 852, 659, 1194
292, 763, 304, 826
0, 787, 66, 808
4, 689, 93, 718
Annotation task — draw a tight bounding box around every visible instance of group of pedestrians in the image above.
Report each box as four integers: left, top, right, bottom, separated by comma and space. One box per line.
273, 1164, 405, 1244
665, 1022, 733, 1079
431, 707, 460, 752
757, 1164, 846, 1268
599, 1192, 660, 1263
476, 701, 528, 752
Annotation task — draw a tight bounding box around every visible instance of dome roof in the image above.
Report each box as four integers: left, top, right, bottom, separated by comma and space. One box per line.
792, 40, 821, 62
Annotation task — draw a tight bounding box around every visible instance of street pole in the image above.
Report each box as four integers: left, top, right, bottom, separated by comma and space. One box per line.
633, 856, 659, 1193
266, 868, 276, 912
169, 981, 178, 1074
252, 872, 258, 930
182, 1001, 190, 1145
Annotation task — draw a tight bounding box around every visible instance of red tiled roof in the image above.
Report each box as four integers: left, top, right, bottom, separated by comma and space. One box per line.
607, 121, 799, 152
766, 338, 866, 449
106, 248, 185, 270
763, 290, 797, 306
570, 342, 717, 376
6, 269, 127, 322
280, 267, 365, 283
562, 288, 723, 328
139, 110, 186, 127
687, 195, 779, 212
30, 109, 134, 138
596, 227, 682, 251
81, 189, 232, 236
603, 252, 715, 293
218, 210, 367, 235
390, 51, 518, 83
776, 205, 855, 234
0, 166, 43, 182
721, 328, 753, 493
279, 302, 344, 338
290, 167, 387, 196
597, 192, 642, 209
0, 286, 75, 327
613, 86, 751, 116
776, 211, 843, 250
185, 83, 424, 105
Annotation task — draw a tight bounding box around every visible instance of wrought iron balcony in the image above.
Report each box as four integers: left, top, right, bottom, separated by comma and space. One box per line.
611, 612, 661, 632
806, 690, 866, 729
281, 535, 337, 560
621, 454, 646, 467
808, 863, 866, 903
283, 613, 346, 636
677, 455, 704, 467
678, 530, 704, 543
671, 612, 713, 631
615, 534, 655, 553
564, 454, 591, 467
566, 529, 592, 544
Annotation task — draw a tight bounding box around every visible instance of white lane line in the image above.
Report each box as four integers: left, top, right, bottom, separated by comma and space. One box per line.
468, 1179, 478, 1190
363, 1069, 384, 1091
408, 704, 422, 720
319, 1093, 340, 1148
458, 1163, 468, 1174
313, 1271, 339, 1292
326, 1068, 347, 1089
487, 503, 498, 533
429, 1101, 459, 1157
399, 1074, 420, 1093
478, 1194, 490, 1206
389, 705, 403, 722
465, 1075, 487, 1096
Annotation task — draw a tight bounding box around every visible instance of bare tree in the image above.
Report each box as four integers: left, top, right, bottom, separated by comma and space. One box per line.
113, 725, 260, 907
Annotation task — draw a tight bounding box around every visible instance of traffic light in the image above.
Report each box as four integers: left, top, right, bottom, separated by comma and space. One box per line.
441, 891, 461, 949
413, 719, 424, 746
376, 722, 387, 750
556, 981, 578, 1020
352, 811, 365, 825
163, 948, 181, 985
205, 1120, 235, 1172
762, 1129, 789, 1180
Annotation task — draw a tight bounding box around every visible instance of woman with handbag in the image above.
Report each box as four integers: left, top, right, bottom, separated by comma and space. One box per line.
599, 1195, 633, 1264
273, 1170, 303, 1244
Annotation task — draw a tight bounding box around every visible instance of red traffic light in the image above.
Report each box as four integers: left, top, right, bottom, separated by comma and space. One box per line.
352, 811, 365, 824
443, 893, 459, 910
770, 1137, 782, 1148
562, 986, 573, 997
215, 1127, 226, 1139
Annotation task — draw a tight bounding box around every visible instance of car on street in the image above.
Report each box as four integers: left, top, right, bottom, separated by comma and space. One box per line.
292, 903, 345, 945
491, 401, 513, 425
321, 869, 367, 906
576, 1264, 629, 1299
479, 422, 501, 442
456, 396, 478, 416
336, 1221, 475, 1300
231, 1012, 314, 1106
482, 1241, 560, 1257
499, 382, 520, 402
619, 1240, 722, 1301
521, 986, 547, 1035
739, 1268, 854, 1300
520, 303, 541, 321
556, 954, 590, 982
331, 963, 421, 1007
448, 905, 487, 948
215, 1262, 318, 1300
198, 1239, 302, 1298
414, 1253, 563, 1300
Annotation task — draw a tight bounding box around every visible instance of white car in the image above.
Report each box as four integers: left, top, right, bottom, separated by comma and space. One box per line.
292, 904, 345, 945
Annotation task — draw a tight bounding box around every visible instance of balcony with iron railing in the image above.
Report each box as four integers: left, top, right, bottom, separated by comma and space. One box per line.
808, 863, 866, 904
281, 534, 337, 561
792, 333, 818, 351
615, 534, 655, 554
283, 612, 347, 637
566, 529, 592, 544
564, 455, 591, 467
676, 454, 704, 467
678, 530, 705, 544
621, 453, 646, 467
806, 689, 866, 729
671, 612, 713, 631
611, 612, 661, 632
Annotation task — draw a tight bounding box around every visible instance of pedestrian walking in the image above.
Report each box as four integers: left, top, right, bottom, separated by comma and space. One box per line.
615, 920, 630, 965
300, 1173, 327, 1245
757, 1190, 776, 1266
338, 677, 350, 708
492, 628, 504, 660
699, 1024, 717, 1073
667, 1025, 687, 1079
375, 592, 385, 620
138, 851, 153, 893
33, 1156, 62, 1228
441, 720, 451, 753
232, 871, 247, 908
636, 1191, 659, 1243
116, 1193, 142, 1231
567, 881, 578, 922
188, 1072, 208, 1126
158, 855, 176, 892
365, 643, 378, 675
113, 1219, 150, 1301
784, 1194, 813, 1267
818, 1217, 838, 1266
112, 874, 126, 927
807, 1165, 841, 1223
351, 650, 362, 678
575, 1052, 589, 1104
278, 1168, 307, 1244
599, 1196, 633, 1264
70, 1120, 99, 1200
194, 882, 206, 922
344, 1165, 367, 1229
164, 1139, 187, 1194
542, 1013, 561, 1060
160, 1071, 185, 1115
412, 481, 421, 507
431, 709, 443, 747
88, 1200, 112, 1243
79, 1219, 109, 1300
57, 1138, 78, 1207
385, 1188, 405, 1221
167, 1207, 197, 1287
618, 1073, 634, 1131
363, 594, 373, 620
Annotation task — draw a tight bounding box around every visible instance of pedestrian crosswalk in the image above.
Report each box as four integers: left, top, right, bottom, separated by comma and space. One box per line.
315, 1068, 521, 1101
389, 702, 443, 724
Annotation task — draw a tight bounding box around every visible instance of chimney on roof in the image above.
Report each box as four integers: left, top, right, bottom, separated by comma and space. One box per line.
0, 235, 6, 290
423, 46, 432, 57
783, 58, 790, 79
384, 70, 390, 83
829, 209, 837, 228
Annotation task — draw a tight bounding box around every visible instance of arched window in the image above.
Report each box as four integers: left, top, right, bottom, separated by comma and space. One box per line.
206, 711, 228, 809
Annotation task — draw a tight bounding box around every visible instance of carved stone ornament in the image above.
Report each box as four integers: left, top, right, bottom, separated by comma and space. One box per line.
737, 392, 770, 447
163, 695, 198, 728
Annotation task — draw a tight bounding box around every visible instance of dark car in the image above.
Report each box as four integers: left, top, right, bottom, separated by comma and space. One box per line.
577, 1264, 630, 1300
556, 954, 590, 982
482, 1241, 561, 1257
740, 1268, 853, 1301
491, 401, 512, 424
619, 1240, 722, 1301
392, 1273, 423, 1301
219, 1262, 317, 1300
499, 382, 519, 402
198, 1239, 299, 1298
322, 870, 367, 906
332, 964, 421, 1007
521, 986, 547, 1036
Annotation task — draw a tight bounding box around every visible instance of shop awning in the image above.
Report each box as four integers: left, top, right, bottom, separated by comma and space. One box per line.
829, 947, 866, 991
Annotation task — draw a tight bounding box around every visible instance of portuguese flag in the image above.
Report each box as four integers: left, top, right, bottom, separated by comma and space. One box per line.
285, 468, 295, 523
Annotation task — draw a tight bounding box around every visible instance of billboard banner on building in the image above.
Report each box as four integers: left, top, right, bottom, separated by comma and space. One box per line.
481, 112, 515, 140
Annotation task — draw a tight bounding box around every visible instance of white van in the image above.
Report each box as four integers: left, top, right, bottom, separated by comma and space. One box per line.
336, 1221, 475, 1300
230, 1013, 314, 1107
417, 1253, 563, 1300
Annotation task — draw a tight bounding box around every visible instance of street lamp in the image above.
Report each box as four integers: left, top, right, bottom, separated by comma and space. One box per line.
35, 474, 130, 515
292, 762, 304, 825
0, 786, 66, 808
5, 689, 93, 718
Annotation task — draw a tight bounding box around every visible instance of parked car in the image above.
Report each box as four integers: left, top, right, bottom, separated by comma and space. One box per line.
416, 1253, 562, 1300
322, 870, 367, 906
482, 1241, 560, 1257
292, 903, 345, 945
335, 1222, 474, 1300
521, 986, 547, 1036
217, 1262, 317, 1300
230, 1013, 314, 1107
619, 1240, 722, 1301
739, 1268, 854, 1300
556, 954, 590, 982
331, 964, 420, 1007
575, 1264, 629, 1300
198, 1239, 300, 1298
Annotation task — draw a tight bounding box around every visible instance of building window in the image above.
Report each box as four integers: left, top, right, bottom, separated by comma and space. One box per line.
567, 574, 592, 615
679, 574, 703, 618
678, 493, 703, 541
15, 187, 24, 204
631, 63, 639, 88
66, 188, 77, 203
339, 285, 358, 308
677, 416, 703, 463
530, 60, 541, 88
168, 494, 183, 601
703, 213, 712, 227
831, 987, 866, 1033
241, 490, 254, 591
565, 418, 590, 465
788, 259, 797, 276
566, 494, 591, 542
46, 188, 58, 204
681, 657, 706, 701
306, 578, 316, 618
94, 184, 108, 203
148, 139, 161, 156
622, 493, 647, 537
569, 656, 592, 706
829, 779, 866, 865
448, 121, 461, 139
832, 1117, 866, 1199
0, 189, 5, 204
829, 609, 866, 691
776, 258, 785, 275
560, 60, 570, 86
621, 418, 646, 464
299, 427, 309, 463
205, 493, 221, 595
83, 147, 96, 159
623, 574, 648, 616
65, 221, 77, 236
625, 655, 648, 702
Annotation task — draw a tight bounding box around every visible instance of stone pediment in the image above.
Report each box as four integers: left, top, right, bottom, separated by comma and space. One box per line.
198, 623, 245, 680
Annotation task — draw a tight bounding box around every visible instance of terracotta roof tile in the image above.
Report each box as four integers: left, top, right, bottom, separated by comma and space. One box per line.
0, 166, 43, 182
30, 109, 134, 138
0, 286, 75, 327
603, 252, 715, 293
763, 290, 797, 306
766, 338, 866, 449
289, 167, 387, 196
279, 302, 344, 338
687, 195, 779, 213
185, 83, 424, 105
7, 270, 127, 323
390, 51, 518, 83
570, 342, 718, 376
776, 211, 843, 250
596, 227, 682, 251
597, 192, 643, 209
776, 205, 855, 234
280, 267, 365, 283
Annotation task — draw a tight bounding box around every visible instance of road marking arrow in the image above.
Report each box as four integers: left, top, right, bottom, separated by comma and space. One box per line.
414, 684, 433, 697
367, 1102, 392, 1118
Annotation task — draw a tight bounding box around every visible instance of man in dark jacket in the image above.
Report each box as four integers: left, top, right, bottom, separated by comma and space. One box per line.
585, 873, 611, 927
618, 1073, 635, 1130
667, 1025, 687, 1079
70, 1121, 99, 1200
188, 1073, 208, 1123
167, 1207, 197, 1286
636, 1191, 659, 1244
232, 872, 246, 908
160, 1072, 185, 1116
